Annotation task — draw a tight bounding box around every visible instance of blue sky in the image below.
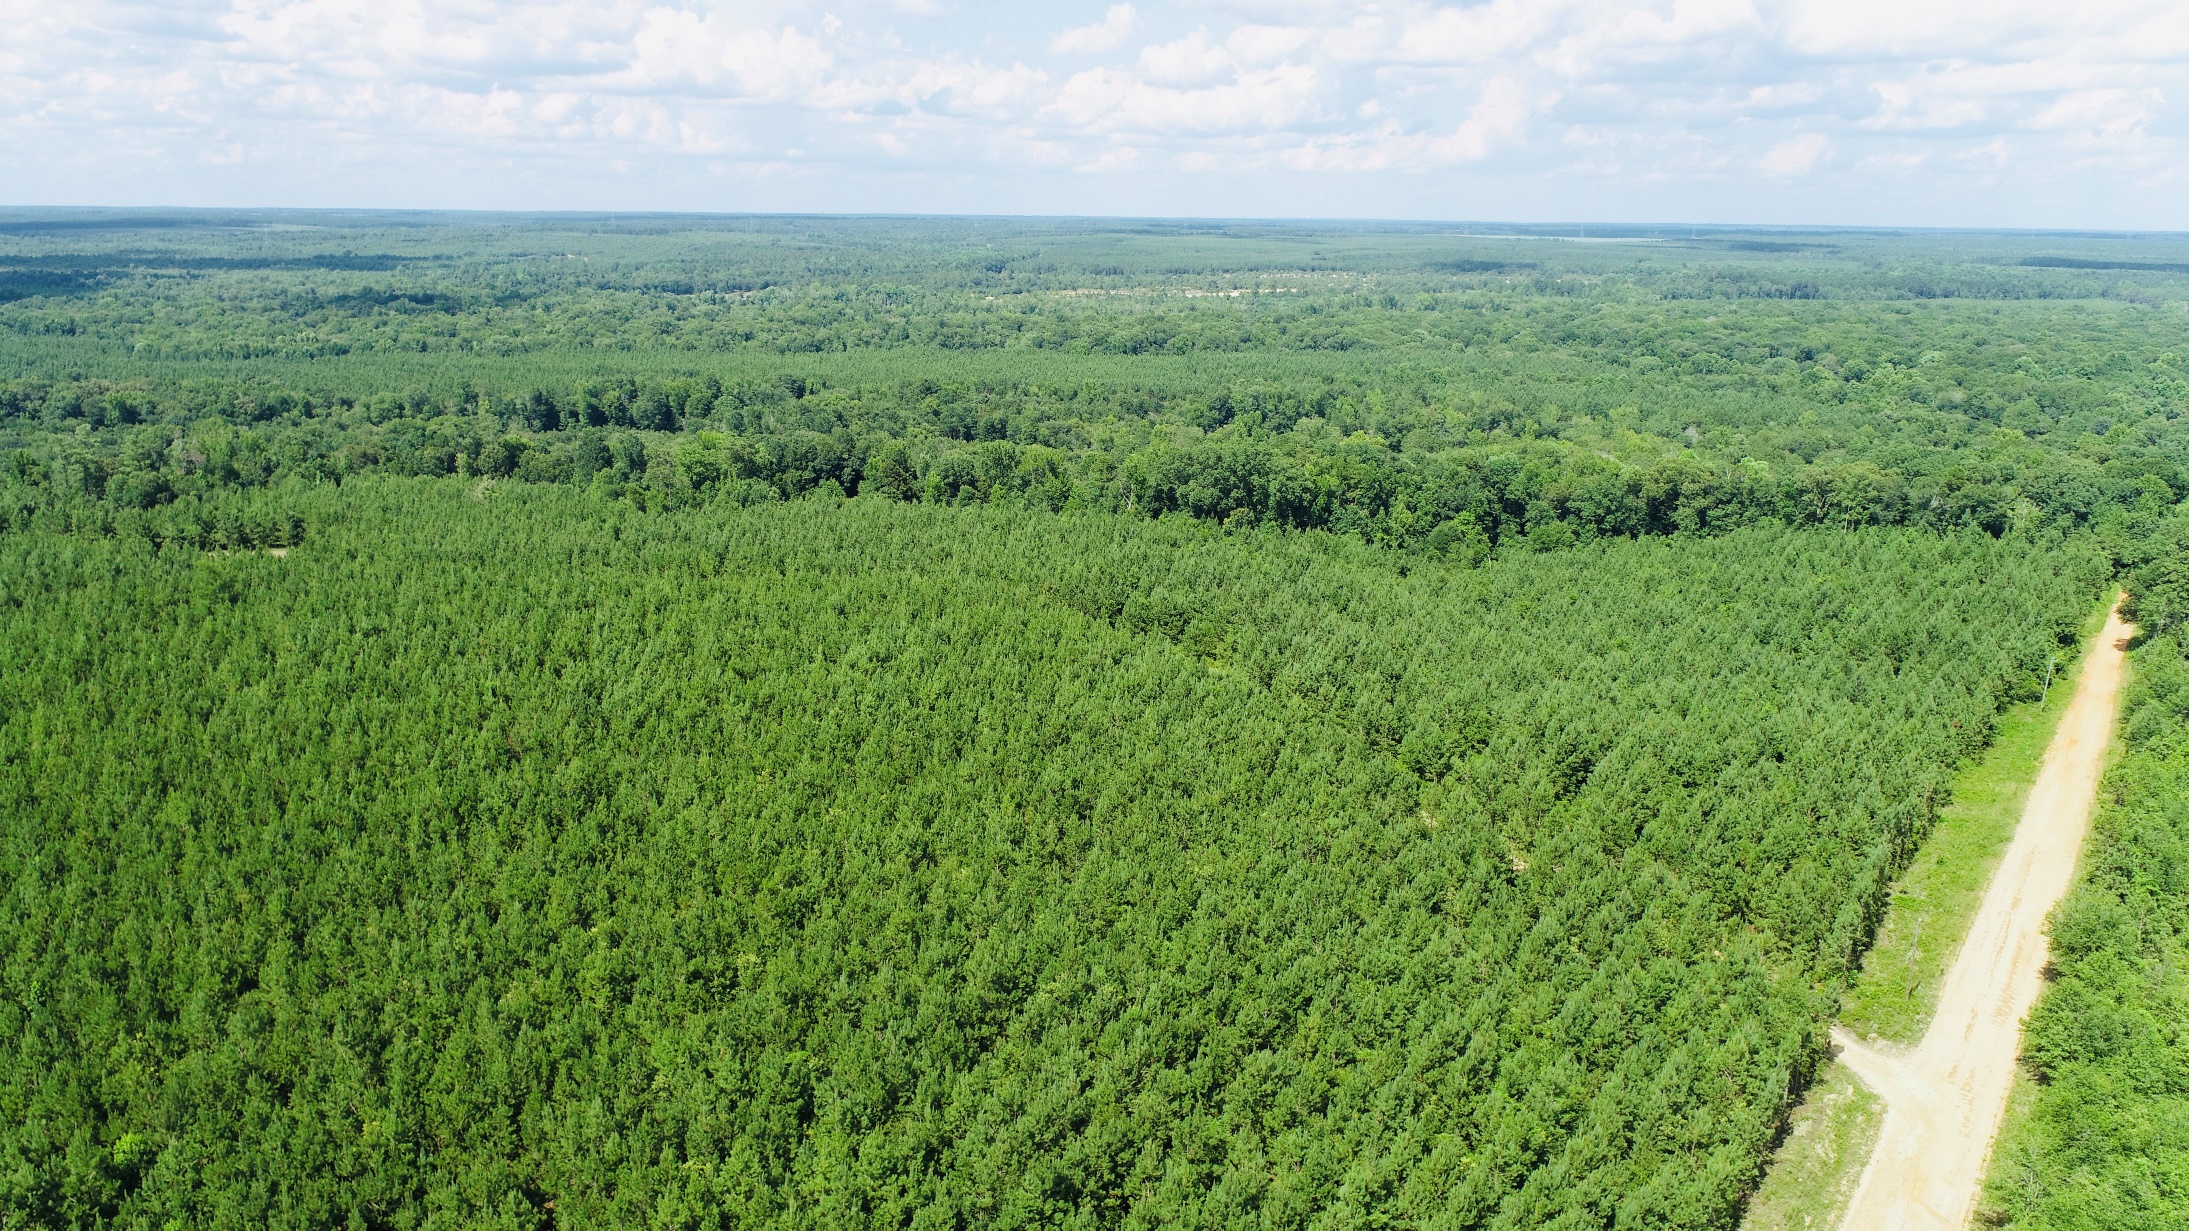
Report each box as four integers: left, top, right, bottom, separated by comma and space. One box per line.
5, 1, 2187, 227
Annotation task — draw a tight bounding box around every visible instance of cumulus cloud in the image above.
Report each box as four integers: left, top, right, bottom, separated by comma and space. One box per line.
1053, 62, 1321, 134
1285, 77, 1542, 172
1780, 0, 2189, 59
0, 0, 2185, 221
1759, 132, 1831, 177
1050, 5, 1139, 56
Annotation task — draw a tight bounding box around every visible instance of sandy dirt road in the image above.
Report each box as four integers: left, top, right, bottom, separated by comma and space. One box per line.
1832, 601, 2132, 1231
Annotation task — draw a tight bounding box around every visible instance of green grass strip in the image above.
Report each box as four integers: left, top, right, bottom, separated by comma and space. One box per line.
1977, 1071, 2047, 1224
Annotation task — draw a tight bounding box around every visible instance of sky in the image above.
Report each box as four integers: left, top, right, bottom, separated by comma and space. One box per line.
4, 1, 2187, 228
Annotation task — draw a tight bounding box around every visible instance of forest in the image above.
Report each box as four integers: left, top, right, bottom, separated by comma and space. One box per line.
2, 211, 2186, 1229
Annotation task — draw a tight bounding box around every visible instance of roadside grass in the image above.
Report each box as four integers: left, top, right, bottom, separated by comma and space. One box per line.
1742, 593, 2115, 1231
1976, 1071, 2046, 1227
1741, 1059, 1885, 1231
1838, 595, 2115, 1047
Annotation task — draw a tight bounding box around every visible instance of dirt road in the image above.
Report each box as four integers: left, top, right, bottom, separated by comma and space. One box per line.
1833, 601, 2132, 1231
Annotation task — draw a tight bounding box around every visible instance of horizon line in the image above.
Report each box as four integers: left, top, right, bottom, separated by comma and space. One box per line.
1, 205, 2186, 241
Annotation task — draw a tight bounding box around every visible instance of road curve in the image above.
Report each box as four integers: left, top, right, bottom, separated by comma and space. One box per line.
1833, 600, 2133, 1231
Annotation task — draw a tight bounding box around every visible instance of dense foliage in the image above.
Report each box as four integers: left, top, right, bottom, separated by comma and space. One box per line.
0, 482, 2101, 1229
1986, 521, 2189, 1229
0, 212, 2168, 1228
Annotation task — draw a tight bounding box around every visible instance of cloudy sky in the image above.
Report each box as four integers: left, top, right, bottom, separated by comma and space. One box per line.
4, 0, 2186, 227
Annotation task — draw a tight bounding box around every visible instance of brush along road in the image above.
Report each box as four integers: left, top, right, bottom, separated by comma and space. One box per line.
1833, 601, 2132, 1231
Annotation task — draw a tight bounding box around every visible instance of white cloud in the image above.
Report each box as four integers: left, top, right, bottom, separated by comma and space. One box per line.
1052, 62, 1321, 134
1382, 1, 1562, 66
1227, 24, 1313, 67
620, 13, 841, 103
1780, 0, 2189, 59
2029, 89, 2155, 143
1758, 131, 1830, 177
1079, 143, 1140, 171
1855, 149, 1927, 171
1138, 30, 1231, 87
0, 0, 2185, 222
1049, 4, 1139, 56
1285, 76, 1540, 171
1955, 136, 2016, 170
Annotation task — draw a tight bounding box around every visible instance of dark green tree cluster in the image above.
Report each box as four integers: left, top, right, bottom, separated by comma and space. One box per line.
6, 352, 2186, 564
0, 481, 2102, 1229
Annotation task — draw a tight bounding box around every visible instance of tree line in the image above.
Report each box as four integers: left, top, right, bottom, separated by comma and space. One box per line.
6, 363, 2184, 566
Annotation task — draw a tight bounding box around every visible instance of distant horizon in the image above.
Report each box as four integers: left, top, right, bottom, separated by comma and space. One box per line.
2, 205, 2187, 241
